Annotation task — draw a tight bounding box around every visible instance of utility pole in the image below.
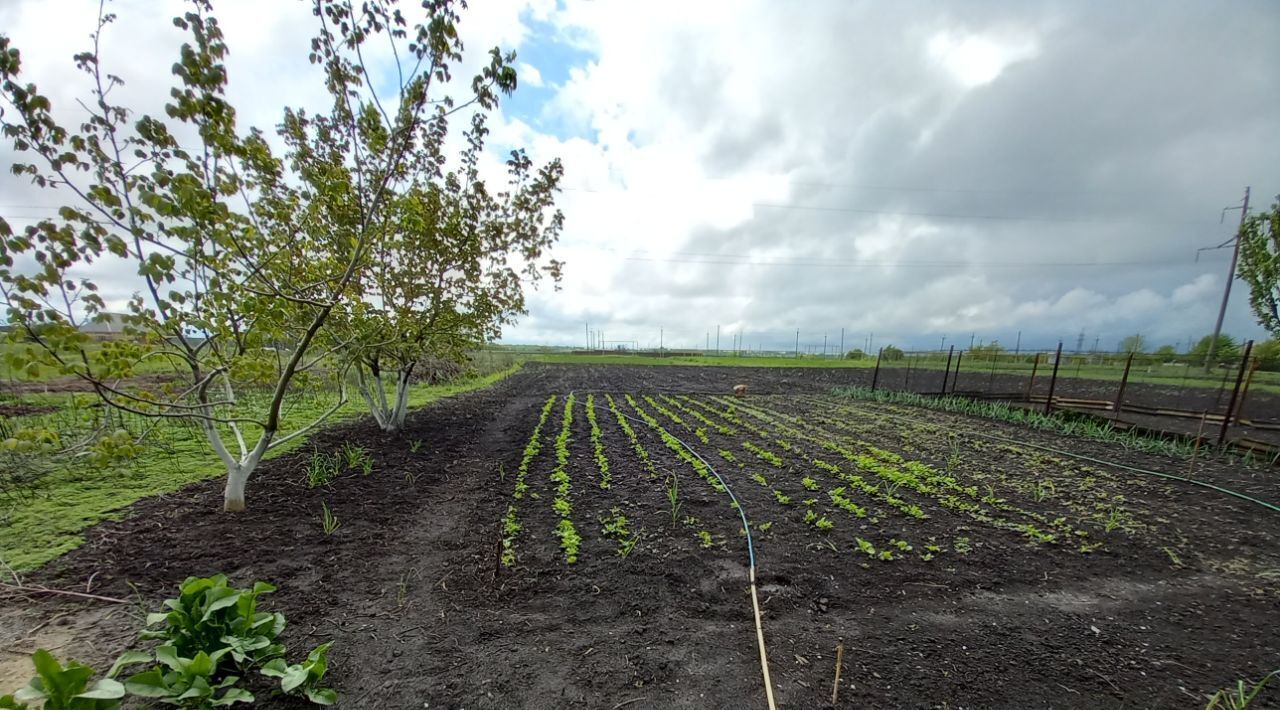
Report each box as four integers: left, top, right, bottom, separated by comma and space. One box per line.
795, 329, 800, 358
869, 332, 874, 353
706, 332, 709, 353
823, 334, 828, 358
1206, 186, 1251, 371
840, 328, 844, 358
716, 324, 720, 356
1014, 330, 1021, 356
585, 322, 590, 350
969, 332, 975, 350
1075, 329, 1085, 353
940, 335, 947, 351
659, 327, 663, 354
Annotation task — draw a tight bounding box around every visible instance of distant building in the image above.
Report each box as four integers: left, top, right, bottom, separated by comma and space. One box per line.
79, 313, 132, 340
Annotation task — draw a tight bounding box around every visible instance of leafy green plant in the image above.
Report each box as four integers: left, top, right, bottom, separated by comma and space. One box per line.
140, 575, 285, 669
554, 519, 582, 563
600, 507, 640, 557
319, 503, 340, 535
585, 394, 611, 488
7, 649, 125, 709
260, 642, 336, 705
756, 521, 773, 532
953, 536, 973, 554
120, 646, 252, 707
800, 476, 819, 492
772, 490, 791, 505
1032, 479, 1056, 503
409, 439, 423, 454
742, 441, 782, 467
697, 530, 714, 548
855, 537, 876, 558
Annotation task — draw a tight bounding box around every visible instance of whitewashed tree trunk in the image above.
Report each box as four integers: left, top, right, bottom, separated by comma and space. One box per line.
356, 361, 413, 433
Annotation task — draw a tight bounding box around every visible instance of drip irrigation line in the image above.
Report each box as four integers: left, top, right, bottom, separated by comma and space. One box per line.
591, 399, 778, 710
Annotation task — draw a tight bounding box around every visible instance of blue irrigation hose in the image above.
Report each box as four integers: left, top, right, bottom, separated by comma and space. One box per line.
593, 401, 759, 571
592, 398, 778, 709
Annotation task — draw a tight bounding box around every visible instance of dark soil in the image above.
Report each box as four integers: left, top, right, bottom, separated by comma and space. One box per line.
0, 402, 58, 417
7, 362, 1280, 709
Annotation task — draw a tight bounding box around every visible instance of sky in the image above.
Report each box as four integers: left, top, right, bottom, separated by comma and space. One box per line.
2, 0, 1278, 354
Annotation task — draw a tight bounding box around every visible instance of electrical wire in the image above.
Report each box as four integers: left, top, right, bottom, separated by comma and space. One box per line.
593, 401, 777, 710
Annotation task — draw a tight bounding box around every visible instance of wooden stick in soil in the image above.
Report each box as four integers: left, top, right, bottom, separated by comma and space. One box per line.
0, 582, 129, 605
1189, 411, 1208, 477
831, 640, 845, 705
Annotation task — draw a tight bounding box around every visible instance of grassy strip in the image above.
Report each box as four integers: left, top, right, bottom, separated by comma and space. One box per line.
1, 364, 525, 572
501, 393, 558, 567
550, 394, 581, 563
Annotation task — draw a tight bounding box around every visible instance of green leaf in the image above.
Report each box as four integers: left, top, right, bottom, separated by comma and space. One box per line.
281, 664, 309, 693
212, 687, 255, 706
0, 693, 28, 709
259, 659, 287, 679
106, 651, 152, 679
305, 687, 338, 705
153, 646, 182, 672
75, 678, 125, 700
188, 651, 215, 677
123, 669, 170, 698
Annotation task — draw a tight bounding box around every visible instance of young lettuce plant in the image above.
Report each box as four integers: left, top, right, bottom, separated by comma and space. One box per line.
6, 649, 126, 710
260, 642, 337, 705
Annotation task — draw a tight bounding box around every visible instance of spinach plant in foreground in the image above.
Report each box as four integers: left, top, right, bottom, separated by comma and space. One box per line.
5, 649, 125, 709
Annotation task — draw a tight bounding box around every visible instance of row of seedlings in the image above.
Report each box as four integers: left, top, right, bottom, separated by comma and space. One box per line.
501, 395, 558, 567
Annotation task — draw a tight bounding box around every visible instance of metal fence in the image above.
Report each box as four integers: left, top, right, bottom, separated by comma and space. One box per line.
860, 341, 1276, 457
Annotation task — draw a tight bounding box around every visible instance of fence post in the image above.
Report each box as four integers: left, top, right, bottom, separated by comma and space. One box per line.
941, 346, 955, 395
952, 351, 964, 394
1217, 340, 1254, 447
1044, 342, 1063, 414
905, 354, 913, 391
1025, 353, 1039, 401
1234, 357, 1260, 423
1113, 352, 1134, 420
871, 347, 883, 391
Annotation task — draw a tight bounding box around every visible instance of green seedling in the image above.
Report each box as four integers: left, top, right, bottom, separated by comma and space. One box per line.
320, 503, 340, 535
666, 475, 683, 526
697, 530, 714, 548
800, 476, 819, 492
773, 490, 791, 505
260, 642, 337, 705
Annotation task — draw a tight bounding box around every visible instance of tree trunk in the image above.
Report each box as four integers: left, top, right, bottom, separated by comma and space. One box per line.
223, 465, 250, 512
387, 370, 412, 432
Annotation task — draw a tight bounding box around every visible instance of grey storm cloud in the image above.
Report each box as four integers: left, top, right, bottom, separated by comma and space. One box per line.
1, 0, 1276, 353
520, 0, 1280, 352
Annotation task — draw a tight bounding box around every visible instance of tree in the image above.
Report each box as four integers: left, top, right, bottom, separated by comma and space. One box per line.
346, 112, 563, 433
844, 349, 867, 360
1253, 339, 1280, 371
881, 345, 905, 361
1119, 334, 1147, 354
1190, 334, 1241, 362
1237, 196, 1280, 336
1153, 344, 1178, 360
969, 341, 1004, 360
0, 0, 520, 511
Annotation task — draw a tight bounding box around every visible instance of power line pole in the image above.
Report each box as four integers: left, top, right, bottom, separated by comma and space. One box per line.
1014, 330, 1021, 356
585, 322, 590, 350
840, 328, 844, 357
716, 324, 720, 356
795, 329, 800, 358
706, 332, 709, 353
823, 333, 828, 358
1206, 186, 1251, 371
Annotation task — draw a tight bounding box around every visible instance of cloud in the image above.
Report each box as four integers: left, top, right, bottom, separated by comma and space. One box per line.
2, 0, 1278, 354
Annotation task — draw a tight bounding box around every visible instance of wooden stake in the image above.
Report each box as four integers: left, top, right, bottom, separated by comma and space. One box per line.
831, 640, 845, 706
1189, 411, 1208, 477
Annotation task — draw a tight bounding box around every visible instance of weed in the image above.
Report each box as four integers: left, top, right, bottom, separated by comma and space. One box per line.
320, 502, 340, 535
409, 439, 423, 454
1205, 669, 1280, 709
1032, 479, 1056, 503
340, 443, 371, 473
304, 451, 340, 488
666, 475, 683, 526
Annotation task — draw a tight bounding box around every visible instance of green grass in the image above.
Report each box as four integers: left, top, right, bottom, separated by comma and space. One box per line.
0, 363, 522, 571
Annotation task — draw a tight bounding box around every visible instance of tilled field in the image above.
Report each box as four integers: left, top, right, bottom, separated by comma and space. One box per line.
5, 363, 1279, 709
